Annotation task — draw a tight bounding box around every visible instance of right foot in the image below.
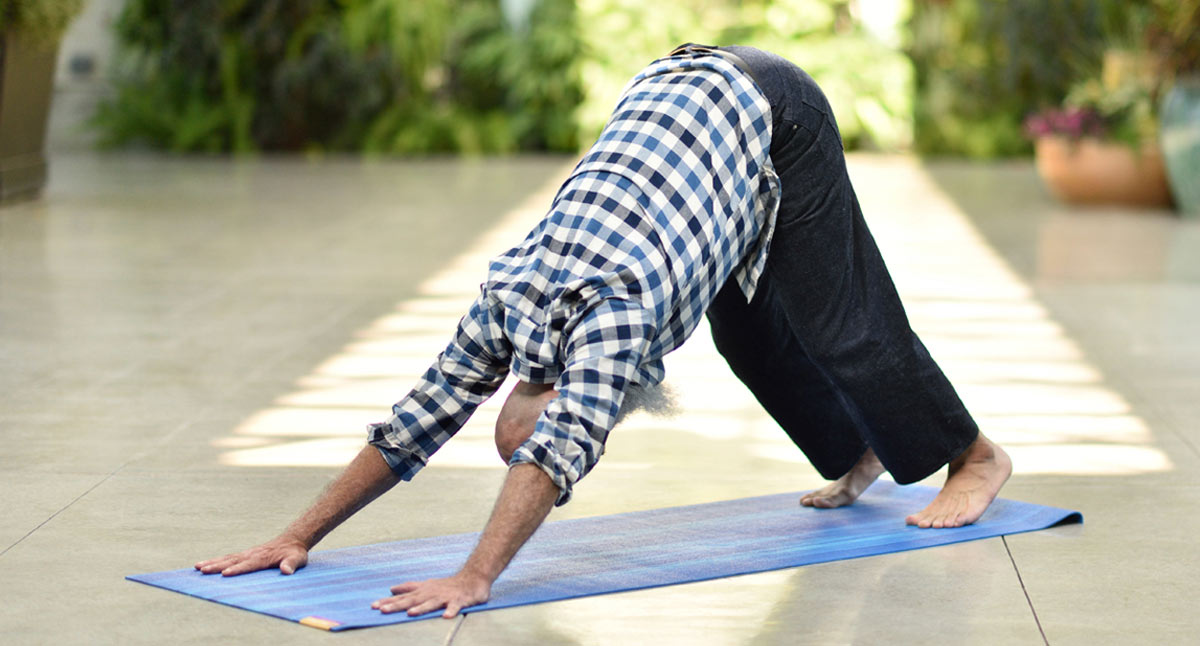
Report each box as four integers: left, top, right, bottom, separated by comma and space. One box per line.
801, 448, 885, 509
906, 433, 1012, 529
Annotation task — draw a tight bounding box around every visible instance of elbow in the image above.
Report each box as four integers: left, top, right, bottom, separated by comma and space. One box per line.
494, 382, 559, 464
495, 416, 527, 465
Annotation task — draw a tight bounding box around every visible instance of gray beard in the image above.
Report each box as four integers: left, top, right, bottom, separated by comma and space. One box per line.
615, 381, 680, 425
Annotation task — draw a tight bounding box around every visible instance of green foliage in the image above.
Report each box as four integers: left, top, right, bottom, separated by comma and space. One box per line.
578, 0, 914, 151
0, 0, 84, 44
92, 0, 582, 154
1064, 77, 1158, 148
1146, 0, 1200, 77
907, 0, 1153, 158
727, 0, 913, 151
365, 0, 582, 153
94, 0, 916, 154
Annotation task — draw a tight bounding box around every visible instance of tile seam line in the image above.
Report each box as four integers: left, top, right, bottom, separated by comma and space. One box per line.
1141, 392, 1200, 461
443, 614, 466, 646
1, 405, 215, 558
0, 292, 288, 557
1002, 534, 1049, 646
0, 470, 117, 559
1103, 376, 1200, 463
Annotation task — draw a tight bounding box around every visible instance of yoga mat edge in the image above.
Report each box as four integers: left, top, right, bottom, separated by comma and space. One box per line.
128, 483, 1082, 632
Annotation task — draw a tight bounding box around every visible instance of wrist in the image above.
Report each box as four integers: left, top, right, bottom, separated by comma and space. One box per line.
278, 528, 316, 550
458, 562, 499, 587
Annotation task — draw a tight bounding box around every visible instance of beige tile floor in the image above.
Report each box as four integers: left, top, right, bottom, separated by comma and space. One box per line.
1, 152, 1197, 644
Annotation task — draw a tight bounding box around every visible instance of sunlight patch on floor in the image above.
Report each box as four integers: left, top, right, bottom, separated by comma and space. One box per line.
219, 156, 1171, 479
856, 156, 1171, 477
217, 168, 572, 469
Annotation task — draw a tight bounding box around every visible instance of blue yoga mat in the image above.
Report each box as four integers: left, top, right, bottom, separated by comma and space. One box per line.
128, 482, 1080, 631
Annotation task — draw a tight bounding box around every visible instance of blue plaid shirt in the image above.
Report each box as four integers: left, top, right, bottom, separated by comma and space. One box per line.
369, 53, 780, 505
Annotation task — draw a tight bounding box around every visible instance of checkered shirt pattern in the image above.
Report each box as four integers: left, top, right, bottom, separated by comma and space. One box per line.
368, 53, 780, 505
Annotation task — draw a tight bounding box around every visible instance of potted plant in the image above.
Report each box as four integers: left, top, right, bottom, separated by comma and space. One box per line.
1025, 75, 1172, 208
0, 0, 83, 203
1148, 0, 1200, 216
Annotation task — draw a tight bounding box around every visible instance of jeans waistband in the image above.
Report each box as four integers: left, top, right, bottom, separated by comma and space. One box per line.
667, 43, 766, 93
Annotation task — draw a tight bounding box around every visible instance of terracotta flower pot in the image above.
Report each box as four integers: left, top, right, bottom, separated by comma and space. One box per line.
1033, 136, 1174, 208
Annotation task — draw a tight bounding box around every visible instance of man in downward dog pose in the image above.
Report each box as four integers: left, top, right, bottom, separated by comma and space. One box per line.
196, 45, 1011, 619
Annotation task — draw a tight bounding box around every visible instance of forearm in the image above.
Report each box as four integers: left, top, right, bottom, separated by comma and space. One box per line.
281, 445, 401, 548
459, 463, 559, 584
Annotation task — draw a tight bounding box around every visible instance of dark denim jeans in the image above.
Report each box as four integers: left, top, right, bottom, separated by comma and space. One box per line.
706, 46, 979, 483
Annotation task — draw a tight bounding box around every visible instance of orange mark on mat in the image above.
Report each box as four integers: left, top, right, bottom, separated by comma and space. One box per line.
298, 616, 341, 631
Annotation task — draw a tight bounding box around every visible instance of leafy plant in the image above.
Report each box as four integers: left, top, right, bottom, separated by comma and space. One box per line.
1024, 107, 1107, 141
91, 0, 582, 154
365, 0, 582, 153
578, 0, 914, 151
1023, 80, 1156, 148
907, 0, 1135, 158
96, 0, 910, 154
1146, 0, 1200, 79
1068, 78, 1157, 145
0, 0, 84, 44
728, 0, 914, 151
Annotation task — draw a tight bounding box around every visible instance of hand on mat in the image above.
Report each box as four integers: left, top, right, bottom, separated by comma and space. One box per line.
194, 536, 309, 576
372, 573, 491, 619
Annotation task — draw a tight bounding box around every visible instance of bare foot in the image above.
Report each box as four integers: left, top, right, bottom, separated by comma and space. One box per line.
801, 448, 885, 509
906, 433, 1012, 529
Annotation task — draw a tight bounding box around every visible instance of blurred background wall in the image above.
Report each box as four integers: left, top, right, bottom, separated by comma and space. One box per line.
47, 0, 121, 151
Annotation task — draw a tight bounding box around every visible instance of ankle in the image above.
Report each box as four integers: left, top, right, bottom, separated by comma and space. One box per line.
952, 435, 988, 466
847, 456, 884, 488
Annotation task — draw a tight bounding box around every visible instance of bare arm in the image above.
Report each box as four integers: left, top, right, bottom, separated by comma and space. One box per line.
371, 463, 559, 618
371, 302, 656, 618
195, 445, 400, 576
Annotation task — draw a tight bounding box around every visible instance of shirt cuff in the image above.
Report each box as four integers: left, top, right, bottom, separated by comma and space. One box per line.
508, 440, 580, 506
366, 422, 427, 481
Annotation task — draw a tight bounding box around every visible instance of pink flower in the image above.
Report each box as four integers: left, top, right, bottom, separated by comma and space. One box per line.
1023, 106, 1108, 140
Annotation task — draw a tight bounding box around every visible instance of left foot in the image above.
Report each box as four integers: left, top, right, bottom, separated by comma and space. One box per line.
906, 433, 1012, 529
801, 448, 885, 509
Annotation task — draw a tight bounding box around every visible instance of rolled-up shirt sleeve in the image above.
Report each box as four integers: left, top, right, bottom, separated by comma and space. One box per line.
509, 298, 656, 505
367, 293, 509, 480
